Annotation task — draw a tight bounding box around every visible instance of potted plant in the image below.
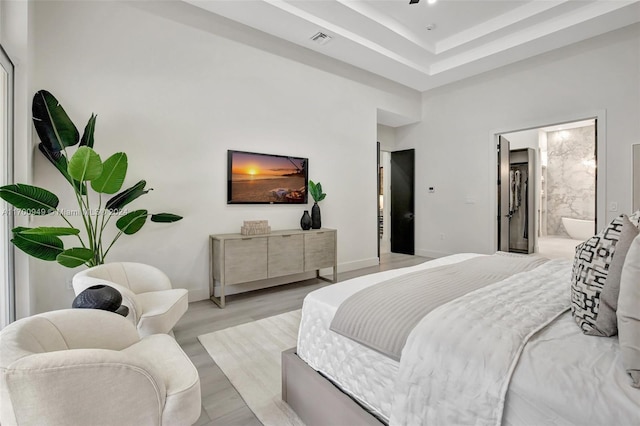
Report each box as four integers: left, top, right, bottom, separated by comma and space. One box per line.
0, 90, 182, 268
308, 180, 326, 229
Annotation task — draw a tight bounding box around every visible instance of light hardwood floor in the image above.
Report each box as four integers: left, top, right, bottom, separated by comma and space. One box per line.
174, 252, 429, 426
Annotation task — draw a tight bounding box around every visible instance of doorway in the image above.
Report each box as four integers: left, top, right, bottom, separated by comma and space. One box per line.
378, 148, 391, 255
377, 148, 415, 257
497, 119, 597, 259
390, 149, 415, 255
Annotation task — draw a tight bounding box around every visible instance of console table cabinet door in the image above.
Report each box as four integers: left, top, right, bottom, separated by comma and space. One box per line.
268, 234, 304, 278
304, 231, 336, 271
225, 238, 268, 285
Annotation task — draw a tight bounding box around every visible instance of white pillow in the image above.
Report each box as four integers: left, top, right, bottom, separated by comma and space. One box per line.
590, 215, 639, 336
617, 233, 640, 387
570, 215, 625, 333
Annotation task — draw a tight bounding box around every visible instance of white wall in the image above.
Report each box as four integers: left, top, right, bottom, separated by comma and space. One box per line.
396, 24, 640, 258
502, 129, 538, 150
15, 2, 640, 312
27, 1, 421, 312
377, 124, 396, 151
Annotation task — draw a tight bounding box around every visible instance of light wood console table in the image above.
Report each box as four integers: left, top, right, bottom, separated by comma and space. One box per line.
209, 228, 337, 308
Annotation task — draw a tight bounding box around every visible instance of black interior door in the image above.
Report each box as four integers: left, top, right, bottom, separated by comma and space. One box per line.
391, 149, 415, 255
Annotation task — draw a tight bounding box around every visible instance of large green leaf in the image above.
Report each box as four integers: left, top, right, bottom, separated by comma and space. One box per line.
11, 227, 64, 261
32, 90, 79, 152
38, 143, 87, 195
80, 114, 97, 148
91, 152, 127, 194
18, 227, 80, 236
308, 180, 326, 203
68, 146, 103, 181
106, 180, 151, 211
0, 184, 59, 215
150, 213, 183, 223
116, 209, 148, 235
316, 182, 326, 202
57, 248, 94, 268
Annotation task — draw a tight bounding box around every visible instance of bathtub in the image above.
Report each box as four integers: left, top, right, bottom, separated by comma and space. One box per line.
562, 217, 595, 241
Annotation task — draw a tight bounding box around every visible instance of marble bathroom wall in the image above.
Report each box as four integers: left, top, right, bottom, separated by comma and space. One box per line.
545, 125, 596, 236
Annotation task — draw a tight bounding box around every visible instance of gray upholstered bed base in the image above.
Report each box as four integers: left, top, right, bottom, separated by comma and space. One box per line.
281, 347, 384, 425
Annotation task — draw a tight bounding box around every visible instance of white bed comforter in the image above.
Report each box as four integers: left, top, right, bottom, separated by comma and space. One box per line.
297, 254, 482, 420
298, 255, 640, 424
390, 259, 570, 426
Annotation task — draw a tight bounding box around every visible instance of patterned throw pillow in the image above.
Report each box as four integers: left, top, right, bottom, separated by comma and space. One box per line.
570, 215, 626, 333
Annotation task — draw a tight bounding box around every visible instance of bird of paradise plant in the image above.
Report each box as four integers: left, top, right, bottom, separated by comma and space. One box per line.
0, 90, 182, 268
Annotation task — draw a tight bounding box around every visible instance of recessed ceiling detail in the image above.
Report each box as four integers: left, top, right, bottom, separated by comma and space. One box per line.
185, 0, 640, 91
310, 32, 333, 45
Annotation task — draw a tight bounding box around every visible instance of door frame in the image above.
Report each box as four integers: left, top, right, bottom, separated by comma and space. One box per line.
377, 142, 380, 260
0, 45, 15, 327
489, 110, 606, 252
497, 136, 510, 252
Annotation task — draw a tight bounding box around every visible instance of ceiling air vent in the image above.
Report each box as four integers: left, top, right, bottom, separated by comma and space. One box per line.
310, 32, 332, 46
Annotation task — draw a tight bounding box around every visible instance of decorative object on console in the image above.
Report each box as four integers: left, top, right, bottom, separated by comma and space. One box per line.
300, 211, 312, 230
309, 180, 326, 229
241, 220, 271, 235
227, 150, 308, 204
311, 204, 321, 229
72, 284, 129, 317
0, 90, 182, 269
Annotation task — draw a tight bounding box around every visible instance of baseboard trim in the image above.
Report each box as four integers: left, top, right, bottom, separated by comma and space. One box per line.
337, 257, 380, 273
189, 288, 210, 302
415, 249, 453, 259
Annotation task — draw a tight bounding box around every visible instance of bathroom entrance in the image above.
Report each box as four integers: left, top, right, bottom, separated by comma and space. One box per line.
497, 119, 597, 258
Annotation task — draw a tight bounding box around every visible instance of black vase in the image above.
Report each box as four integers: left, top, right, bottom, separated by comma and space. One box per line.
300, 210, 312, 230
72, 284, 123, 312
311, 202, 321, 229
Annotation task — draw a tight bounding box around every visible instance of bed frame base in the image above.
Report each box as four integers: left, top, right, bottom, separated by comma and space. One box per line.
282, 347, 385, 426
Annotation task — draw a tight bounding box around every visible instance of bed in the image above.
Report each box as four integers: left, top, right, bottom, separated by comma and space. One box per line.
282, 252, 640, 425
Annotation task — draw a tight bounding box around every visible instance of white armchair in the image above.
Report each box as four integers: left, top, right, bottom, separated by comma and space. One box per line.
73, 262, 188, 337
0, 309, 201, 426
